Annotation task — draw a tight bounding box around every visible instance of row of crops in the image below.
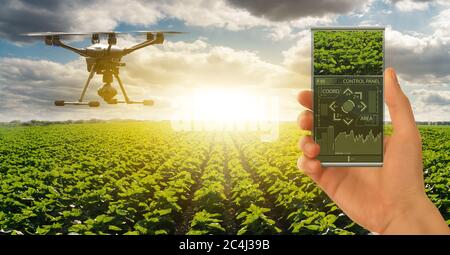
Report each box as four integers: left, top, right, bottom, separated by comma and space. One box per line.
0, 122, 448, 234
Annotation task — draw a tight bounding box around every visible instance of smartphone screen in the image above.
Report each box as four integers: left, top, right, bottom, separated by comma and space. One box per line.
311, 27, 384, 167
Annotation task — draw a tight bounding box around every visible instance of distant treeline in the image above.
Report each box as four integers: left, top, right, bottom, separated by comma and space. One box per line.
0, 119, 150, 126
384, 121, 450, 126
0, 120, 449, 126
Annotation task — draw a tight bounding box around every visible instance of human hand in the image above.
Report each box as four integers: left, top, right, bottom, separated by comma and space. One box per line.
297, 67, 450, 234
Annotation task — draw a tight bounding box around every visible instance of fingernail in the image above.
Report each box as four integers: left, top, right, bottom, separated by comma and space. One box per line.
297, 157, 304, 170
391, 68, 399, 85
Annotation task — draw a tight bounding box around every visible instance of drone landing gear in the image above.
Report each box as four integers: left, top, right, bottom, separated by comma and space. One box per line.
54, 64, 153, 107
104, 99, 154, 105
54, 100, 100, 107
98, 73, 154, 106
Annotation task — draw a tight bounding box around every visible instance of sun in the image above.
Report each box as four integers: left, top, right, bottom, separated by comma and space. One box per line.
192, 89, 260, 122
171, 88, 279, 131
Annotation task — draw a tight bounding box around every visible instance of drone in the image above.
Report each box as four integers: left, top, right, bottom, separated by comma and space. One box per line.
23, 31, 184, 107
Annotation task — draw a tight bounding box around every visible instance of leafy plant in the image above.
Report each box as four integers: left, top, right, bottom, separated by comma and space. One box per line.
187, 210, 225, 235
236, 204, 281, 235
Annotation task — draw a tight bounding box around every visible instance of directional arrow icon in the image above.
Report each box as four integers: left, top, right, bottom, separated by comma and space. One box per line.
360, 101, 367, 112
343, 88, 353, 95
355, 92, 363, 100
329, 101, 337, 112
343, 118, 353, 125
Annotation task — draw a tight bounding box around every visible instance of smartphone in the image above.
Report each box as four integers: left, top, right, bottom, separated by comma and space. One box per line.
311, 27, 384, 167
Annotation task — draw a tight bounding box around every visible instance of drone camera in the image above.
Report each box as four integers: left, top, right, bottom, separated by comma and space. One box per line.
106, 98, 118, 104
98, 83, 118, 102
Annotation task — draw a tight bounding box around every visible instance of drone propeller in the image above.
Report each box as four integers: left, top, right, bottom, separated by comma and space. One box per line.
20, 31, 125, 37
21, 31, 186, 37
134, 31, 186, 34
135, 31, 187, 39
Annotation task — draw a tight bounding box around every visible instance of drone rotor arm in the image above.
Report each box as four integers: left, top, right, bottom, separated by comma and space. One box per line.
21, 33, 89, 57
123, 40, 157, 55
123, 32, 164, 55
53, 39, 89, 57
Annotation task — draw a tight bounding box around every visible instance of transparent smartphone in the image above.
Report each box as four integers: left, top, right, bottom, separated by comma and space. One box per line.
311, 27, 384, 167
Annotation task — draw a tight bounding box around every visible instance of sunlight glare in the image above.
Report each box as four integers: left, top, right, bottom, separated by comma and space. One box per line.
192, 89, 260, 122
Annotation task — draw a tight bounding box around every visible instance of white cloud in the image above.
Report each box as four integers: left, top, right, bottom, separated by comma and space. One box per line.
268, 23, 293, 41
410, 88, 450, 121
436, 0, 450, 6
384, 26, 450, 85
71, 0, 163, 32
290, 16, 335, 29
123, 38, 301, 89
154, 38, 296, 87
430, 9, 450, 41
385, 27, 428, 54
392, 0, 430, 12
265, 16, 336, 41
281, 30, 311, 87
160, 0, 268, 31
411, 88, 450, 105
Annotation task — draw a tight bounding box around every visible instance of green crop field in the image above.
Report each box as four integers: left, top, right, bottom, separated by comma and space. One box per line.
313, 30, 384, 75
0, 122, 448, 235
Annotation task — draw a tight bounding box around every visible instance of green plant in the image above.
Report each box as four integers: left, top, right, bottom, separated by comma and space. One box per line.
236, 204, 281, 235
187, 210, 225, 235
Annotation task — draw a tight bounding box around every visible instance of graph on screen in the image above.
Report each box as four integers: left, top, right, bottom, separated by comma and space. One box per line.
317, 126, 382, 155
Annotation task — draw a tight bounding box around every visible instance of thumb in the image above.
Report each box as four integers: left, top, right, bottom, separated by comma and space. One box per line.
384, 67, 417, 136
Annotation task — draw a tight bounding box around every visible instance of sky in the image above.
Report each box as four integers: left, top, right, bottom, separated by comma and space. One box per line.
0, 0, 449, 122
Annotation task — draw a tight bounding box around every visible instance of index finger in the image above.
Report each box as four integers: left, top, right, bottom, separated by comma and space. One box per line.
297, 90, 312, 110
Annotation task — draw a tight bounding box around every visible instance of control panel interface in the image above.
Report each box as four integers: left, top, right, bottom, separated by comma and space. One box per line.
312, 28, 384, 166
